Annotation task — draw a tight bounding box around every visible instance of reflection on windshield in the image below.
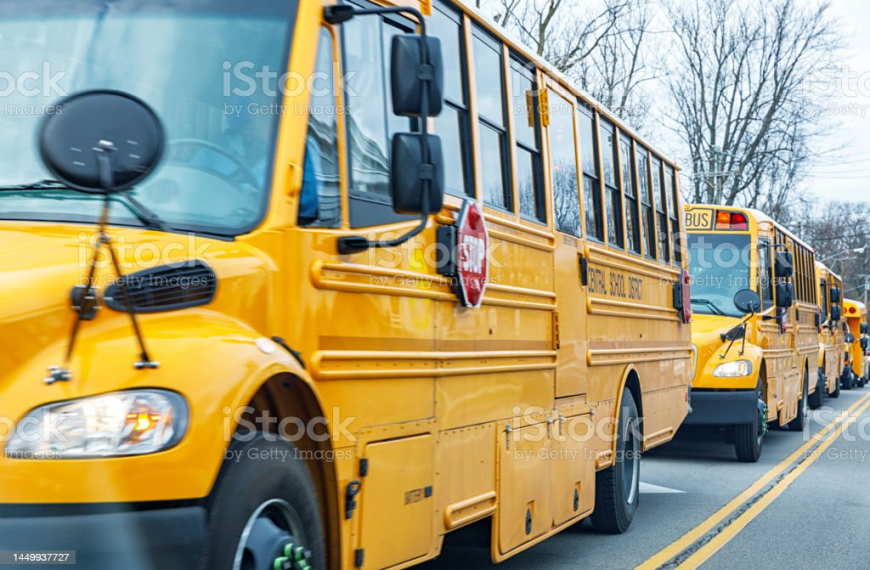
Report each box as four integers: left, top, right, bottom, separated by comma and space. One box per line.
0, 0, 297, 235
687, 233, 752, 317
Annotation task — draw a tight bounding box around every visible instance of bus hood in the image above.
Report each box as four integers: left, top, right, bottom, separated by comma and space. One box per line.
691, 313, 761, 388
0, 222, 275, 383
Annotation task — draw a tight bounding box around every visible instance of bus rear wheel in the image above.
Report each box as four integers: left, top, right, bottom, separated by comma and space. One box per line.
808, 370, 824, 410
735, 381, 765, 462
590, 388, 640, 534
205, 434, 326, 570
830, 374, 841, 398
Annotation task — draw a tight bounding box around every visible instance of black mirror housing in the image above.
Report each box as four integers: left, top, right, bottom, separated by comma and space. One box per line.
862, 323, 869, 335
391, 35, 444, 118
830, 287, 842, 304
391, 133, 445, 215
733, 289, 761, 314
40, 90, 164, 193
846, 333, 856, 344
831, 304, 842, 323
774, 250, 794, 279
775, 281, 794, 308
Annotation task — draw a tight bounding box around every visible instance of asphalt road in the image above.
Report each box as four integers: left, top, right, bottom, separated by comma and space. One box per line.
420, 388, 870, 570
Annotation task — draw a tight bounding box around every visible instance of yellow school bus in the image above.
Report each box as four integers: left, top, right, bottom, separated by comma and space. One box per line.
842, 299, 868, 389
813, 262, 846, 404
0, 0, 693, 568
684, 205, 818, 462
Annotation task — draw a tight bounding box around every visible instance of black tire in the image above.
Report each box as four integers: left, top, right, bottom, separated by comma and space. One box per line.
205, 434, 325, 570
842, 367, 854, 390
830, 372, 841, 398
808, 370, 824, 410
735, 381, 765, 462
787, 370, 809, 431
590, 388, 640, 534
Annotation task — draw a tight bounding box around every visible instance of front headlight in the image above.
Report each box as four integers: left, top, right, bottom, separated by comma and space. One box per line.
5, 390, 188, 459
713, 360, 753, 378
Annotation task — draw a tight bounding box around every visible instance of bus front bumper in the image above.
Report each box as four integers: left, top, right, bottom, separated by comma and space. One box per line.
0, 504, 206, 569
684, 389, 759, 426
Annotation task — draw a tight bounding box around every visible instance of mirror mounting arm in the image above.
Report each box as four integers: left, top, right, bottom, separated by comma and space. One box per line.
327, 5, 436, 256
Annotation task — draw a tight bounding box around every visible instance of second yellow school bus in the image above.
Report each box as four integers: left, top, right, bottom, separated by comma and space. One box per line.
815, 262, 846, 402
0, 0, 693, 568
684, 205, 818, 462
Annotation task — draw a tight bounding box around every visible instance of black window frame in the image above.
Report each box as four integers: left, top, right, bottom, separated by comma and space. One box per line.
600, 118, 624, 249
636, 146, 656, 259
471, 25, 513, 213
432, 0, 474, 199
510, 56, 546, 224
341, 2, 419, 228
666, 165, 681, 264
578, 104, 604, 242
620, 135, 641, 255
652, 156, 670, 263
758, 238, 773, 308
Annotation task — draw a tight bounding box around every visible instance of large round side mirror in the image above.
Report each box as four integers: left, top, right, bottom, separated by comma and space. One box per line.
39, 90, 165, 193
733, 289, 761, 314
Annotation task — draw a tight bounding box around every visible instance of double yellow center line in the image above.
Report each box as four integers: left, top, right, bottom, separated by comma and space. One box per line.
636, 391, 870, 570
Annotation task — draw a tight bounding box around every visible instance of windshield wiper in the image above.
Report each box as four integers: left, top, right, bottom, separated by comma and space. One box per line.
0, 179, 171, 232
691, 298, 727, 316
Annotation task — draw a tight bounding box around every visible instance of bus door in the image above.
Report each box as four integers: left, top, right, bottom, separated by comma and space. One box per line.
757, 234, 783, 419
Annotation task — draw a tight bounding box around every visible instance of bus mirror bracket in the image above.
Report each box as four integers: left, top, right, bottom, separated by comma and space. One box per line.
326, 5, 447, 255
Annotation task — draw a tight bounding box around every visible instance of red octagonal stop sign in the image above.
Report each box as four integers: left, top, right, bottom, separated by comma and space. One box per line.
455, 200, 489, 307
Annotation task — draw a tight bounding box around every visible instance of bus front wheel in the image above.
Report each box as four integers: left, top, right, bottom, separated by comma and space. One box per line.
205, 434, 326, 570
590, 388, 640, 534
735, 381, 765, 462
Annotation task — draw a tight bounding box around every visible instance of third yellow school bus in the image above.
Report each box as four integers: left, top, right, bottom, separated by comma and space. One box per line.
684, 205, 818, 461
0, 0, 692, 568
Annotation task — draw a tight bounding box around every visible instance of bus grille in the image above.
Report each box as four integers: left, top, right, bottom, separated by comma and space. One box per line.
104, 260, 217, 313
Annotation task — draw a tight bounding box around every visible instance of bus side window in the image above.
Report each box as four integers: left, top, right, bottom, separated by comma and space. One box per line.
759, 239, 773, 308
600, 119, 623, 248
511, 57, 546, 223
665, 165, 681, 263
548, 93, 581, 237
652, 156, 670, 262
472, 26, 513, 212
620, 136, 641, 254
431, 1, 473, 198
299, 28, 341, 228
821, 280, 829, 321
636, 147, 655, 258
342, 8, 416, 227
578, 106, 603, 241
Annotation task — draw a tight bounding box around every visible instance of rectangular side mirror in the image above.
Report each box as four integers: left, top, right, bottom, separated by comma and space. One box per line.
830, 286, 841, 304
391, 35, 444, 118
774, 250, 794, 279
775, 281, 793, 308
831, 304, 842, 322
862, 323, 868, 335
390, 133, 445, 215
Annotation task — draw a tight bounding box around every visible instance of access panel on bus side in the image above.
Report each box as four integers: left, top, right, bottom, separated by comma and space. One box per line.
356, 434, 435, 570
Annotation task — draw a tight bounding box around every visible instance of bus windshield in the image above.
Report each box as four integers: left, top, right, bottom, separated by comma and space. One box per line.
687, 233, 753, 317
0, 0, 297, 236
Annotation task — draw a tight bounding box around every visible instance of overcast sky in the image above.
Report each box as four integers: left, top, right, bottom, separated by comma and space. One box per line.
799, 0, 870, 203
